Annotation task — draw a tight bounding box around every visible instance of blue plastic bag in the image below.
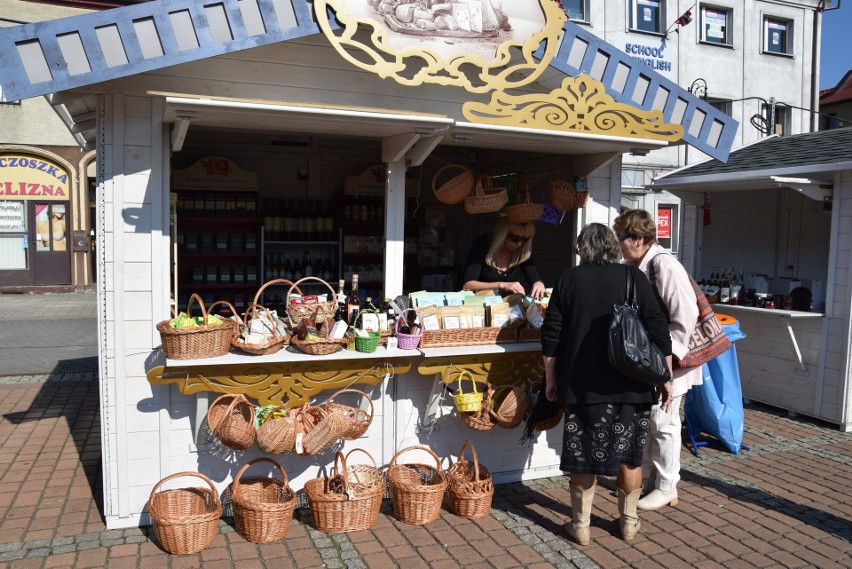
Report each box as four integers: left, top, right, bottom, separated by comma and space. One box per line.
684, 321, 746, 454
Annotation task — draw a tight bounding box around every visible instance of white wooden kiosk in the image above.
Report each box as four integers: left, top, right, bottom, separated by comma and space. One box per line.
652, 128, 852, 431
0, 0, 734, 529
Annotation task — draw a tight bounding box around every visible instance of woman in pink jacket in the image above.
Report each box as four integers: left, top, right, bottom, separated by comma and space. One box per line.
613, 209, 702, 511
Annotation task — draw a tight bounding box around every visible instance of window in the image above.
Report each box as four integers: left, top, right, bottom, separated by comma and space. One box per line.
630, 0, 665, 34
762, 103, 790, 135
707, 98, 732, 117
700, 5, 732, 46
562, 0, 590, 22
656, 205, 678, 253
763, 17, 793, 56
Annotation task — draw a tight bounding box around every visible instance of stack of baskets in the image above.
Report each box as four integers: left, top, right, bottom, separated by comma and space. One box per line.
322, 389, 374, 440
229, 458, 296, 543
386, 445, 447, 525
548, 178, 590, 212
432, 163, 474, 205
445, 440, 494, 519
304, 449, 385, 533
207, 393, 256, 451
147, 471, 222, 555
465, 175, 509, 214
157, 294, 238, 360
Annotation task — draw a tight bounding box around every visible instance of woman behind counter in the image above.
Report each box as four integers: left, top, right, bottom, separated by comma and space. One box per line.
462, 218, 546, 299
542, 223, 673, 546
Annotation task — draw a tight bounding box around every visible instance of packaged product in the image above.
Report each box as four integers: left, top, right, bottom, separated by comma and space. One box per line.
459, 305, 485, 328
488, 303, 511, 328
440, 306, 462, 329
418, 306, 442, 331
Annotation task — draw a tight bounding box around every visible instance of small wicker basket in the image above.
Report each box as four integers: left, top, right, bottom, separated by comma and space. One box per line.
548, 179, 590, 212
420, 326, 518, 348
229, 458, 296, 544
452, 371, 484, 413
460, 384, 496, 432
432, 163, 474, 205
207, 393, 256, 451
489, 384, 532, 429
446, 440, 494, 519
255, 406, 296, 455
395, 308, 423, 350
157, 294, 238, 360
505, 180, 544, 224
290, 335, 346, 355
147, 471, 222, 555
322, 388, 374, 440
464, 175, 509, 214
286, 277, 337, 325
351, 309, 381, 353
386, 445, 448, 525
231, 303, 289, 356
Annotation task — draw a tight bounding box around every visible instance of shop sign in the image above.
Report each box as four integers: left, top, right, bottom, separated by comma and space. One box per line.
0, 154, 70, 200
624, 42, 672, 72
344, 164, 420, 196
171, 156, 258, 192
657, 208, 671, 238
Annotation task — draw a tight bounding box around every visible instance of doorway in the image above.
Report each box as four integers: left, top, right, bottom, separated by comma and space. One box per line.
31, 201, 71, 285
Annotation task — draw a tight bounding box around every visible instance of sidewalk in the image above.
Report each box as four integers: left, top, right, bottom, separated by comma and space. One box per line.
0, 294, 850, 568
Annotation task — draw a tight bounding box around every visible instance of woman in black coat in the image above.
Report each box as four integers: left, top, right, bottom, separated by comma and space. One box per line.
541, 223, 673, 545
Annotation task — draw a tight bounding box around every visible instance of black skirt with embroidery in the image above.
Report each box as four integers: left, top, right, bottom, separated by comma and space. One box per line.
559, 402, 652, 476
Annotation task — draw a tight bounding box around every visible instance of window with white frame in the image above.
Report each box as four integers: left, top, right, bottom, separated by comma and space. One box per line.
562, 0, 590, 22
700, 5, 732, 46
763, 17, 793, 55
630, 0, 665, 34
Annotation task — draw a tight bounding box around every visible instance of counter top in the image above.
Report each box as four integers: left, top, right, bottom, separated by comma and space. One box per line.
711, 304, 823, 319
165, 345, 419, 367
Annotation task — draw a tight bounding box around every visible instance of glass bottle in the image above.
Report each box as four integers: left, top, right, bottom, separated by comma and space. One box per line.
302, 250, 314, 278
322, 258, 333, 281
284, 198, 295, 241
304, 199, 315, 242
347, 274, 361, 325
334, 279, 347, 322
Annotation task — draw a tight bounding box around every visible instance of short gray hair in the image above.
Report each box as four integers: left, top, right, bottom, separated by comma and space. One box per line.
577, 223, 622, 265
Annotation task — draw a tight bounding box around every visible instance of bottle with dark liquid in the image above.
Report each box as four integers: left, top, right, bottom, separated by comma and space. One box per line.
347, 274, 361, 325
334, 279, 347, 322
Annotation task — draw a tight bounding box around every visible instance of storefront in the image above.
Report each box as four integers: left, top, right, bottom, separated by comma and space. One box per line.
0, 0, 731, 529
651, 128, 852, 431
0, 146, 95, 291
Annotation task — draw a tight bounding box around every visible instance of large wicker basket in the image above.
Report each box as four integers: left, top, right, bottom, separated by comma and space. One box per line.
489, 385, 531, 429
231, 303, 289, 356
420, 326, 518, 348
255, 406, 296, 455
157, 294, 238, 360
505, 181, 544, 224
286, 277, 338, 325
304, 449, 385, 533
548, 179, 589, 212
386, 446, 447, 525
147, 471, 222, 555
323, 389, 374, 440
432, 163, 474, 205
446, 440, 494, 519
464, 175, 509, 214
207, 393, 256, 451
230, 458, 296, 543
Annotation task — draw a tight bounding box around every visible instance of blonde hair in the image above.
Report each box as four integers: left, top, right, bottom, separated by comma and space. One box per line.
485, 218, 536, 269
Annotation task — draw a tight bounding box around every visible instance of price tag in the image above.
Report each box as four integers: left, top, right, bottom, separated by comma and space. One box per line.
295, 433, 304, 455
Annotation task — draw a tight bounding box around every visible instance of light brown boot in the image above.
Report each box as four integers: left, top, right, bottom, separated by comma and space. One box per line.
617, 487, 642, 541
564, 483, 596, 546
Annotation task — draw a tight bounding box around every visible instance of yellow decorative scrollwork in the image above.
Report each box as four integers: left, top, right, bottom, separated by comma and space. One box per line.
314, 0, 566, 94
463, 74, 684, 141
418, 351, 544, 386
146, 358, 411, 408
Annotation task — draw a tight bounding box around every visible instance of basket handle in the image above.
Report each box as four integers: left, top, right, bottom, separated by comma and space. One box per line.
185, 293, 208, 321
148, 470, 220, 507
325, 388, 375, 419
242, 303, 281, 339
457, 439, 482, 483
344, 448, 378, 470
253, 278, 302, 308
207, 300, 238, 323
231, 457, 290, 500
388, 445, 443, 472
431, 163, 471, 193
286, 277, 337, 310
351, 309, 379, 331
332, 451, 351, 494
210, 393, 251, 434
456, 370, 477, 395
395, 308, 423, 334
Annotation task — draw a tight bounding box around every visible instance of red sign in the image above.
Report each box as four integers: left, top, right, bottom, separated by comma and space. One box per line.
657, 208, 671, 239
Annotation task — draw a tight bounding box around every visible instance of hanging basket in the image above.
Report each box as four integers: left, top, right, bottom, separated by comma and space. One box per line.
446, 440, 494, 519
322, 389, 375, 440
395, 308, 423, 350
452, 370, 484, 413
230, 458, 297, 544
147, 471, 222, 555
505, 180, 545, 224
304, 449, 385, 533
489, 385, 531, 429
207, 394, 256, 451
231, 303, 289, 355
255, 406, 297, 455
286, 277, 338, 325
548, 179, 589, 212
460, 383, 496, 432
386, 445, 448, 525
464, 175, 509, 214
432, 163, 474, 205
294, 404, 351, 456
157, 294, 239, 360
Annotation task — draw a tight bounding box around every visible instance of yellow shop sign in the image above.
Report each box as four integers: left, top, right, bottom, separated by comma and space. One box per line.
0, 154, 70, 200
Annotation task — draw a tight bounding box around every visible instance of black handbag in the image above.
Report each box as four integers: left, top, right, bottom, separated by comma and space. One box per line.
608, 267, 671, 387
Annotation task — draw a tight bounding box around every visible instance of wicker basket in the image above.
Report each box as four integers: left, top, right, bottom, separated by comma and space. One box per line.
395, 308, 423, 350
304, 450, 385, 533
255, 406, 296, 455
295, 405, 351, 456
446, 440, 494, 519
286, 277, 338, 325
505, 181, 545, 224
351, 309, 381, 353
489, 385, 531, 429
147, 471, 222, 555
157, 294, 238, 360
460, 384, 496, 432
230, 458, 296, 543
323, 389, 374, 440
231, 303, 289, 356
252, 278, 301, 308
529, 382, 564, 431
518, 328, 541, 342
420, 326, 518, 348
387, 445, 448, 525
432, 163, 474, 205
207, 394, 256, 451
464, 175, 509, 214
290, 335, 346, 355
452, 371, 484, 413
548, 179, 589, 212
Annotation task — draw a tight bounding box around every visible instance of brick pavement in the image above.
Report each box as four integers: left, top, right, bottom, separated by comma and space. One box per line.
0, 372, 850, 569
